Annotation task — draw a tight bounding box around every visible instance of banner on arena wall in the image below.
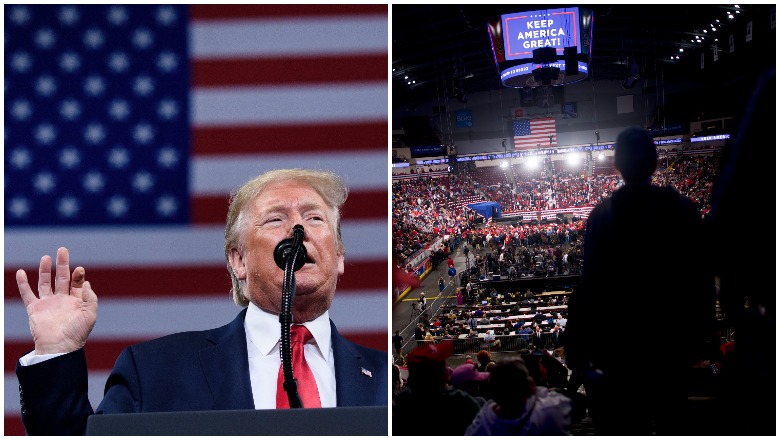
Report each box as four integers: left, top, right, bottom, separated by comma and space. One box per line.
456, 110, 473, 128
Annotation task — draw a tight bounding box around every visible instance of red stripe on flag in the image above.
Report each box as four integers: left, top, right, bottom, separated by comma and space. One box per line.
4, 260, 386, 299
191, 195, 229, 225
191, 4, 386, 20
193, 55, 387, 87
193, 121, 387, 155
5, 417, 25, 436
340, 331, 390, 352
340, 190, 388, 220
340, 331, 388, 352
192, 189, 387, 225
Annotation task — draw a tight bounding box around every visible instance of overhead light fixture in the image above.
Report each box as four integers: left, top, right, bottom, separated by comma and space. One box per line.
735, 10, 740, 13
703, 29, 707, 33
404, 75, 408, 79
676, 55, 680, 59
734, 4, 740, 8
679, 48, 684, 52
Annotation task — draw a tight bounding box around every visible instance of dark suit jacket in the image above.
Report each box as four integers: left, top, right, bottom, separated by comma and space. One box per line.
16, 309, 387, 435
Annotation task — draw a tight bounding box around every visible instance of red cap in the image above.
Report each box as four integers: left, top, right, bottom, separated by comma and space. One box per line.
406, 340, 455, 364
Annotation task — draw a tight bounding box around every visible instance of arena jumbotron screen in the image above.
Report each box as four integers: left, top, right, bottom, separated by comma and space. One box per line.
487, 7, 593, 88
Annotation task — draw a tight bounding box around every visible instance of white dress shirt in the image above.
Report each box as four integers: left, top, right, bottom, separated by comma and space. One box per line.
244, 303, 337, 409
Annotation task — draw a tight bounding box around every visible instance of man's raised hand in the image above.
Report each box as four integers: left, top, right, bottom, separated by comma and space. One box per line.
17, 247, 98, 355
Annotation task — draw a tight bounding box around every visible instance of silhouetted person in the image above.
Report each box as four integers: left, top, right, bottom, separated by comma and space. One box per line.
565, 126, 714, 435
706, 67, 775, 436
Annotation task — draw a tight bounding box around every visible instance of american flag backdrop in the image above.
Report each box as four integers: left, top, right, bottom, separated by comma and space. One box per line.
513, 117, 558, 150
4, 5, 389, 435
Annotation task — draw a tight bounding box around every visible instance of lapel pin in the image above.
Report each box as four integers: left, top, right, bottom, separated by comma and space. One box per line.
361, 367, 372, 378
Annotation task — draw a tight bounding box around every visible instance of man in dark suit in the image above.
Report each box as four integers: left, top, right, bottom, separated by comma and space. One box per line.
14, 169, 387, 435
564, 127, 713, 435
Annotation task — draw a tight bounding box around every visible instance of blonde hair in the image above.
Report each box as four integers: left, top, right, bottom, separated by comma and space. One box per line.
224, 169, 348, 307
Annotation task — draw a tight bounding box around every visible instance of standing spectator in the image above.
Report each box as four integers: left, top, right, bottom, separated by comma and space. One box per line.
465, 356, 572, 435
410, 300, 420, 321
565, 127, 713, 435
549, 325, 563, 349
532, 326, 544, 349
468, 313, 479, 333
456, 288, 464, 306
392, 330, 404, 358
414, 323, 425, 345
438, 276, 446, 293
553, 246, 563, 275
556, 312, 567, 331
418, 292, 427, 313
518, 326, 532, 348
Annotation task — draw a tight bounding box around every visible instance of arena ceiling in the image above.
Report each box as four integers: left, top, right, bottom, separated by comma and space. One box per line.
392, 4, 771, 110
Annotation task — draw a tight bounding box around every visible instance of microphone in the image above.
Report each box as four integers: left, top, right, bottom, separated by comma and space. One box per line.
276, 224, 306, 408
274, 225, 307, 271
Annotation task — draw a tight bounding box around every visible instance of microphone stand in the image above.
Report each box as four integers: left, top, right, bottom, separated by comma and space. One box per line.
276, 225, 306, 408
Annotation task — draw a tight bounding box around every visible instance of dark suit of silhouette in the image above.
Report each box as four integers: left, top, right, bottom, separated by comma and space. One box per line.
16, 309, 387, 435
564, 127, 713, 435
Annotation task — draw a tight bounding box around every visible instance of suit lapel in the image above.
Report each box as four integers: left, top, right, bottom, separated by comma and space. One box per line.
198, 309, 255, 410
331, 321, 375, 407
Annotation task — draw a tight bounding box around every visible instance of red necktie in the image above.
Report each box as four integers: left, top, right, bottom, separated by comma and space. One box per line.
276, 325, 321, 408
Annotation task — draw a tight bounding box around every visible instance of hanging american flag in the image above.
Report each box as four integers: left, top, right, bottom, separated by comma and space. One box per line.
513, 117, 558, 150
4, 5, 388, 435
